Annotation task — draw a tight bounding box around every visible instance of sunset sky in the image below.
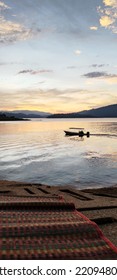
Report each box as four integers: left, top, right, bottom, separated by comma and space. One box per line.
0, 0, 117, 113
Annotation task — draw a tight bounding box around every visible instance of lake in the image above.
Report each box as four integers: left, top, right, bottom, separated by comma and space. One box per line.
0, 118, 117, 189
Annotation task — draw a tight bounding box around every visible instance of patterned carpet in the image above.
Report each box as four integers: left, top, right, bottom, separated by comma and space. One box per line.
0, 196, 117, 259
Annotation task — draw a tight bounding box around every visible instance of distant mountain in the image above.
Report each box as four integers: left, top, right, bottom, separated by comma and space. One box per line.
1, 104, 117, 119
78, 104, 117, 118
48, 104, 117, 118
1, 110, 51, 119
48, 112, 91, 118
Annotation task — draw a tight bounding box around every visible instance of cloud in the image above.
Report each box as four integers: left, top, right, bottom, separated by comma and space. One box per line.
0, 87, 92, 111
90, 64, 109, 68
98, 0, 117, 33
0, 2, 41, 44
18, 70, 32, 74
0, 1, 10, 10
18, 69, 53, 75
75, 50, 82, 55
0, 62, 24, 66
83, 71, 108, 78
67, 66, 77, 69
31, 70, 53, 75
103, 0, 117, 7
99, 15, 114, 27
90, 26, 98, 30
83, 71, 117, 83
37, 81, 46, 84
0, 16, 33, 44
1, 86, 116, 113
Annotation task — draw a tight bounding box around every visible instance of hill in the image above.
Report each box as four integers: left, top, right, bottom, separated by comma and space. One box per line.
1, 104, 117, 119
0, 110, 51, 119
79, 104, 117, 118
48, 104, 117, 118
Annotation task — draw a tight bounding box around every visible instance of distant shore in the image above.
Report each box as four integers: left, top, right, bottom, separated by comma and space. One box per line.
0, 113, 29, 121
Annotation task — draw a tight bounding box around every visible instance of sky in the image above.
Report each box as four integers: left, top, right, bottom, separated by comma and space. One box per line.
0, 0, 117, 113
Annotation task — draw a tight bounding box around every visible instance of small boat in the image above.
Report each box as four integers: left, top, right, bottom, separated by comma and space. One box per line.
64, 130, 90, 137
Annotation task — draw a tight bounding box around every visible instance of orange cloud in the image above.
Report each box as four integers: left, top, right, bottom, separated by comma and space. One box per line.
98, 0, 117, 33
103, 0, 117, 7
99, 15, 114, 26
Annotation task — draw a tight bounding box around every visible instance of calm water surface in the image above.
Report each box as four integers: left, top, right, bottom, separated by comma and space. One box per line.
0, 118, 117, 189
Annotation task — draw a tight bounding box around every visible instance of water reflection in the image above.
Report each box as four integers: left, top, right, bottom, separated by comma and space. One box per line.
70, 137, 84, 142
0, 118, 117, 189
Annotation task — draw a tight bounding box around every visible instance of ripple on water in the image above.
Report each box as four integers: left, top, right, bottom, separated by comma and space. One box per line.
0, 119, 117, 188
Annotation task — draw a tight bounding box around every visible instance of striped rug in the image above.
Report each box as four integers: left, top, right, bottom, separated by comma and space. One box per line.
0, 196, 117, 259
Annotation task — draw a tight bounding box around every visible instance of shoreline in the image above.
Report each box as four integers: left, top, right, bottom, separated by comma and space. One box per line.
0, 179, 117, 247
